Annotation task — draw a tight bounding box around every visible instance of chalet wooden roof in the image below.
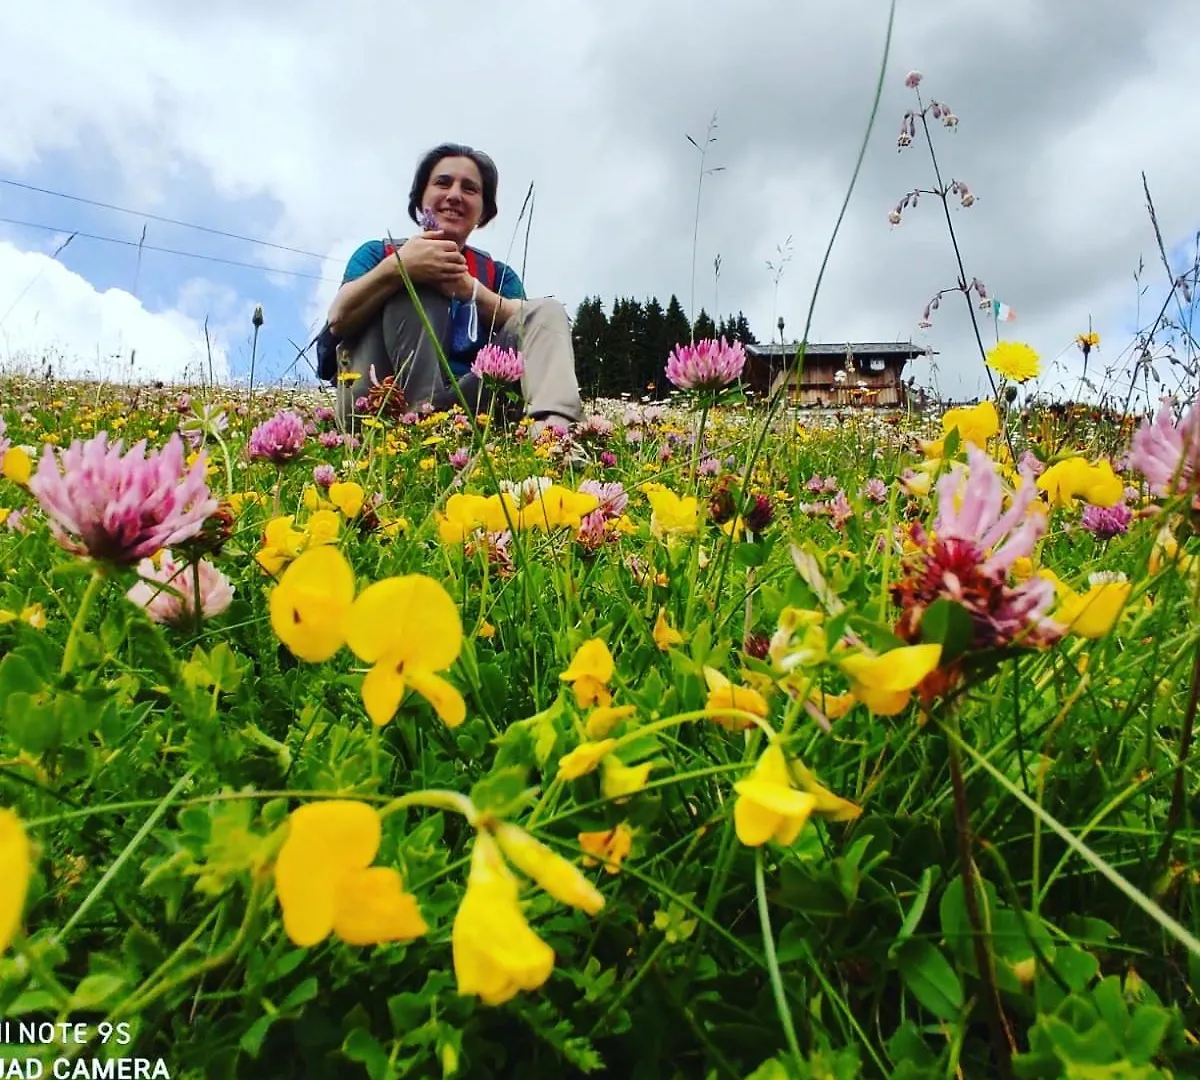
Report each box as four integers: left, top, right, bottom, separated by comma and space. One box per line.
745, 342, 930, 359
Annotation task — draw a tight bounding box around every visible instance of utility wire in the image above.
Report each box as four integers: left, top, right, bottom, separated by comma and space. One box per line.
0, 215, 339, 283
0, 175, 337, 263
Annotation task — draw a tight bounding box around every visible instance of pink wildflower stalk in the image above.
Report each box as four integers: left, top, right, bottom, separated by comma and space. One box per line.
471, 345, 524, 384
665, 338, 746, 392
29, 432, 218, 565
247, 410, 307, 465
893, 447, 1061, 650
126, 550, 234, 628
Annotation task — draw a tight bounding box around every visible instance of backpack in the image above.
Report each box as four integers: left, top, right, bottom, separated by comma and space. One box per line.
316, 241, 499, 383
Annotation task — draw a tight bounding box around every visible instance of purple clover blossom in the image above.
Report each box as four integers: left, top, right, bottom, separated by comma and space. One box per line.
471, 345, 525, 384
248, 410, 307, 465
0, 416, 9, 458
699, 457, 721, 477
1080, 502, 1132, 540
862, 478, 888, 503
28, 432, 218, 566
664, 337, 746, 392
449, 447, 471, 470
313, 464, 336, 488
418, 207, 438, 231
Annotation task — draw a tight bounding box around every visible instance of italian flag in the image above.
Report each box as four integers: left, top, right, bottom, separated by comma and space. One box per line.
991, 299, 1016, 322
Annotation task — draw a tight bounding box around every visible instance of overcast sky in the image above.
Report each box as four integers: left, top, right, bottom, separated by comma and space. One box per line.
0, 0, 1196, 405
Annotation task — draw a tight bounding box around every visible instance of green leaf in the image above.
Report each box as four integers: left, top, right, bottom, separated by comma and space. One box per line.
342, 1028, 395, 1080
470, 766, 533, 818
70, 973, 127, 1011
890, 866, 936, 959
919, 598, 975, 663
733, 541, 767, 568
895, 940, 964, 1021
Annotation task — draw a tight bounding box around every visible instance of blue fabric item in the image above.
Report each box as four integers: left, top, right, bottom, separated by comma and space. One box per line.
341, 239, 526, 377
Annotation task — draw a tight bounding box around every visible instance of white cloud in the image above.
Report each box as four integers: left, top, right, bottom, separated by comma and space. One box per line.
0, 242, 230, 383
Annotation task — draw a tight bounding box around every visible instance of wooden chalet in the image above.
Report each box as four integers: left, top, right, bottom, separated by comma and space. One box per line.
742, 342, 929, 408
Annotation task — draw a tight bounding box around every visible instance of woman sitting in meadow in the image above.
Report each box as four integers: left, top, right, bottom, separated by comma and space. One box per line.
322, 142, 583, 434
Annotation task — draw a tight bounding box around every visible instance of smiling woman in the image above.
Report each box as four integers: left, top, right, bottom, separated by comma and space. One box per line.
322, 142, 583, 435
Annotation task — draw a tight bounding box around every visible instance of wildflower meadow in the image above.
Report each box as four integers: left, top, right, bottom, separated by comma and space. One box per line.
3, 66, 1200, 1080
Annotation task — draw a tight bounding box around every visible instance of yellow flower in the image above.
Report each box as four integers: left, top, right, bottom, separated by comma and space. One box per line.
273, 801, 427, 948
703, 667, 769, 731
579, 823, 634, 874
652, 607, 684, 651
986, 341, 1041, 383
923, 401, 999, 458
345, 575, 466, 728
492, 822, 605, 915
733, 743, 818, 848
557, 739, 616, 780
559, 639, 614, 708
452, 832, 556, 1006
1076, 331, 1100, 351
2, 447, 31, 486
256, 516, 307, 574
268, 546, 356, 663
305, 509, 341, 546
1037, 457, 1123, 509
585, 704, 636, 740
1, 808, 32, 954
838, 643, 942, 717
435, 493, 494, 544
1054, 574, 1131, 638
328, 481, 365, 518
523, 485, 600, 531
0, 604, 46, 629
601, 756, 653, 802
641, 484, 699, 540
228, 491, 266, 515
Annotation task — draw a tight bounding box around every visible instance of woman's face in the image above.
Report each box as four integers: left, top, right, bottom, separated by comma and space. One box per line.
420, 156, 485, 245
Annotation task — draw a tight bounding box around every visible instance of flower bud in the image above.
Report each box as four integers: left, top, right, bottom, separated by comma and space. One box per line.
905, 71, 922, 88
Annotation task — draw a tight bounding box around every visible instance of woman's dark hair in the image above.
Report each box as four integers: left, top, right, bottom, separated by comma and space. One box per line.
408, 143, 499, 228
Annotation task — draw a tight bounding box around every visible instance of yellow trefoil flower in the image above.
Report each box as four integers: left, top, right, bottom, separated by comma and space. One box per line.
703, 667, 770, 731
2, 447, 32, 486
601, 756, 654, 802
452, 831, 556, 1006
652, 607, 684, 651
492, 822, 605, 915
641, 483, 700, 540
838, 643, 943, 717
733, 743, 819, 848
559, 638, 614, 708
557, 739, 616, 781
0, 808, 32, 955
1037, 457, 1123, 509
579, 823, 634, 874
585, 704, 636, 740
274, 801, 427, 948
346, 573, 466, 728
327, 481, 365, 518
922, 400, 999, 458
269, 546, 356, 663
1053, 573, 1131, 639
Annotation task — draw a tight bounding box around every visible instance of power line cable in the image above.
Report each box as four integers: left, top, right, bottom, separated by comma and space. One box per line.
0, 215, 339, 283
0, 175, 337, 263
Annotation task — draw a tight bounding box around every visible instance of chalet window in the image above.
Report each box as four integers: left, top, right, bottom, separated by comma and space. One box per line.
868, 358, 886, 372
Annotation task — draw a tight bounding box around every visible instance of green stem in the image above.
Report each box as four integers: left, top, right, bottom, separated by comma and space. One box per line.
11, 931, 74, 1010
377, 788, 478, 824
755, 849, 804, 1068
60, 567, 107, 676
55, 766, 197, 946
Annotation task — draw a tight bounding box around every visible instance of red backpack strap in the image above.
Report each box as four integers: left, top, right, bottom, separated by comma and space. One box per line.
463, 248, 498, 291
